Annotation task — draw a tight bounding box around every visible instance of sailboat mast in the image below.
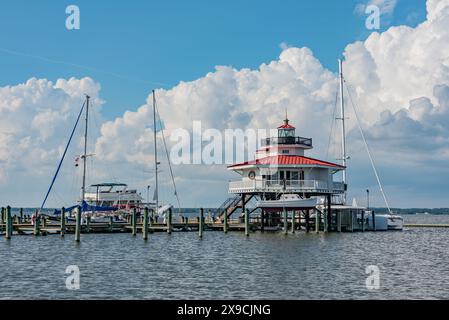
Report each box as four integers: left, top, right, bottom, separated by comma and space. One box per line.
338, 59, 347, 203
152, 90, 159, 212
81, 95, 90, 204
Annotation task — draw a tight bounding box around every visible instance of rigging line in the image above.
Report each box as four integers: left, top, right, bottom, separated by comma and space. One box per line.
0, 47, 170, 87
326, 87, 340, 161
40, 101, 86, 210
154, 96, 182, 212
344, 81, 393, 215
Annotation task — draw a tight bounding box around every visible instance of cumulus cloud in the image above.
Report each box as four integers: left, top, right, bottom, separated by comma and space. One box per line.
0, 77, 103, 205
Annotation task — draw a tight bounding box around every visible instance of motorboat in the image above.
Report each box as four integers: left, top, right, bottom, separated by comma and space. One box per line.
256, 194, 318, 211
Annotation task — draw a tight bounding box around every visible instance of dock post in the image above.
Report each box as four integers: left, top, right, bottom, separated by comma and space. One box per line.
167, 208, 172, 234
86, 215, 91, 233
305, 210, 310, 233
75, 206, 81, 242
223, 211, 228, 234
132, 208, 137, 236
327, 194, 332, 232
33, 210, 39, 236
0, 207, 4, 225
283, 208, 288, 235
19, 208, 23, 223
260, 210, 265, 233
245, 209, 250, 237
291, 211, 296, 234
199, 208, 204, 239
143, 207, 149, 241
5, 206, 12, 239
361, 210, 365, 232
109, 216, 114, 233
323, 209, 327, 233
60, 207, 66, 237
315, 209, 319, 233
337, 210, 341, 232
371, 211, 376, 231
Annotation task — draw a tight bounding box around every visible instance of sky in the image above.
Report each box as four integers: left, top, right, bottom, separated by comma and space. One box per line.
2, 0, 449, 209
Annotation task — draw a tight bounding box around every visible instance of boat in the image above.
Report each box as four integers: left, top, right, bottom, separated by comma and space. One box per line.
256, 194, 319, 211
40, 96, 140, 223
84, 183, 143, 211
380, 214, 404, 230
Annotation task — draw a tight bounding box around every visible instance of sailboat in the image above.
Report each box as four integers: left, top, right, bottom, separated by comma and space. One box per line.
150, 90, 181, 222
40, 95, 142, 222
330, 59, 403, 231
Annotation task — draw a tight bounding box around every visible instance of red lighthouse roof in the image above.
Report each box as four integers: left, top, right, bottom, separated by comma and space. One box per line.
228, 155, 345, 169
277, 114, 295, 129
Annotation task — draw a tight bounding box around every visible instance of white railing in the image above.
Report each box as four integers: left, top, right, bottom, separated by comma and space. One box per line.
228, 179, 343, 193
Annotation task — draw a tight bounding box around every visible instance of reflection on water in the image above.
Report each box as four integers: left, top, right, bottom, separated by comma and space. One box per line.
1, 214, 449, 299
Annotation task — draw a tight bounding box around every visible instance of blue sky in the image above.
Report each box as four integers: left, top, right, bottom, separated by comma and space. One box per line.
0, 0, 426, 120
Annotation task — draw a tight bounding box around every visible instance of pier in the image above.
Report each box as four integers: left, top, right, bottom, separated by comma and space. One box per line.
0, 205, 414, 241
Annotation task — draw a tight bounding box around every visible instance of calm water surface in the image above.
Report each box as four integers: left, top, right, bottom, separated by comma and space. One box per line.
1, 214, 449, 299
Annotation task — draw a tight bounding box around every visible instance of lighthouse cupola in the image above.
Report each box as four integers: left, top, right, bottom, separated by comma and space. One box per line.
278, 116, 296, 138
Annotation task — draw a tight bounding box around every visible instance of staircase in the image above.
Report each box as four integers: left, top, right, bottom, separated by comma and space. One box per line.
217, 194, 254, 222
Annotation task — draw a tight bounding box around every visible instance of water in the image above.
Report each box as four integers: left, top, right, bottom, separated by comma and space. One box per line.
1, 214, 449, 300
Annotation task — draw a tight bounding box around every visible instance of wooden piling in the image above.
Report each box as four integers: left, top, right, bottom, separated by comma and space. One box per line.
337, 210, 341, 232
109, 216, 114, 232
132, 208, 137, 236
5, 206, 12, 239
315, 209, 319, 233
20, 208, 23, 223
371, 211, 376, 231
75, 206, 81, 242
361, 210, 365, 232
60, 207, 66, 237
167, 208, 172, 234
143, 207, 149, 241
33, 209, 40, 236
260, 210, 265, 233
86, 215, 91, 233
0, 207, 4, 225
283, 208, 288, 235
199, 208, 204, 239
291, 211, 296, 233
245, 209, 250, 237
327, 194, 332, 232
305, 210, 310, 233
223, 210, 228, 234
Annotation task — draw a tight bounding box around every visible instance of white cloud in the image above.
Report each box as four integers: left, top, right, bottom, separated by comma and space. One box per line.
0, 77, 103, 206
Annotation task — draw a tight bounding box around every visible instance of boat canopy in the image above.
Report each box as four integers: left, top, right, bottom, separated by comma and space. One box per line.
53, 201, 118, 215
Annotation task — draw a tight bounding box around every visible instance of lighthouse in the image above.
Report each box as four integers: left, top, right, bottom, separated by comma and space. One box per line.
219, 115, 346, 231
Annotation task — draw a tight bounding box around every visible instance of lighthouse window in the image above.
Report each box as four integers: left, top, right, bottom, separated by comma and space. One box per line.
279, 129, 295, 138
282, 150, 289, 154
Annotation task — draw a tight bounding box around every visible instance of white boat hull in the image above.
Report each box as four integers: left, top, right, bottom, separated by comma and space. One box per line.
256, 196, 318, 210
